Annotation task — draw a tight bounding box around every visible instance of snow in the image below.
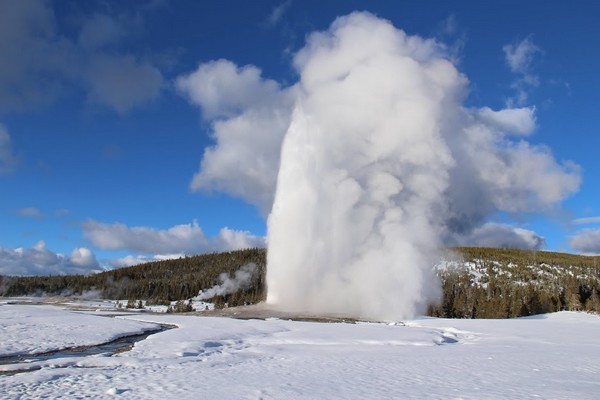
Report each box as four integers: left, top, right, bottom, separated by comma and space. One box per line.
0, 304, 160, 357
1, 302, 600, 399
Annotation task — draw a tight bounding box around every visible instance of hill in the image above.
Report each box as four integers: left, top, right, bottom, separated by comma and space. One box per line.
432, 247, 600, 318
0, 248, 266, 308
1, 247, 599, 317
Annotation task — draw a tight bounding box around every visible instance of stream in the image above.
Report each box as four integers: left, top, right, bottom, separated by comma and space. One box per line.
0, 323, 175, 373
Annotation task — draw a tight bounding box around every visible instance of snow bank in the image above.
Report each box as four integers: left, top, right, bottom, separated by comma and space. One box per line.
1, 304, 599, 399
0, 304, 159, 357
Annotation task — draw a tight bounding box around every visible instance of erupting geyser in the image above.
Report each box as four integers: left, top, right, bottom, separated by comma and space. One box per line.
179, 12, 580, 321
264, 13, 579, 320
266, 14, 459, 320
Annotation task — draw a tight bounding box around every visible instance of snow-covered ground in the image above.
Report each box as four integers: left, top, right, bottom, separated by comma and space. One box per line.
0, 304, 160, 357
1, 302, 599, 399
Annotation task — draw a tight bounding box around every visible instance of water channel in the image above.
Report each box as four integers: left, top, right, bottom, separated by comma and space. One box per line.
0, 323, 175, 374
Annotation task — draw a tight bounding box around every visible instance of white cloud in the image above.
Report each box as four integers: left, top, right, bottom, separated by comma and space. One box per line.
503, 38, 540, 74
83, 220, 209, 254
0, 124, 17, 174
214, 227, 266, 251
105, 227, 265, 268
176, 59, 295, 215
109, 255, 148, 268
569, 229, 600, 255
0, 1, 163, 113
0, 241, 101, 276
83, 220, 266, 260
176, 59, 286, 119
69, 247, 97, 268
265, 0, 292, 27
502, 38, 541, 106
572, 216, 600, 225
18, 207, 44, 219
454, 222, 545, 250
476, 106, 536, 135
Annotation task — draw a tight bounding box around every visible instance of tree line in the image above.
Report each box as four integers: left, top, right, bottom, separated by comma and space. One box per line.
429, 247, 600, 318
1, 246, 599, 318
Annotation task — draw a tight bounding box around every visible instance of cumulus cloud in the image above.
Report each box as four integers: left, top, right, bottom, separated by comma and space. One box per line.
0, 0, 163, 113
107, 254, 183, 269
83, 220, 265, 261
476, 106, 536, 135
503, 38, 541, 106
69, 247, 98, 268
214, 227, 266, 251
177, 59, 295, 215
106, 227, 265, 268
454, 222, 545, 250
0, 241, 101, 276
569, 229, 600, 255
18, 207, 44, 219
83, 220, 209, 254
0, 124, 18, 174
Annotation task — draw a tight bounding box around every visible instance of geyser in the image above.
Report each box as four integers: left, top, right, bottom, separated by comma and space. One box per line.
266, 13, 460, 320
264, 13, 579, 321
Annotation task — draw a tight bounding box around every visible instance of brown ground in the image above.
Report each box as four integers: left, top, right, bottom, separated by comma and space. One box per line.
198, 302, 366, 323
3, 297, 372, 323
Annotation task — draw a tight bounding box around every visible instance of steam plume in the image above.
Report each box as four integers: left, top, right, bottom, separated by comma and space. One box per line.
265, 13, 579, 320
198, 263, 257, 300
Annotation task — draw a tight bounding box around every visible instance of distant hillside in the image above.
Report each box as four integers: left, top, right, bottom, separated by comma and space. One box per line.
1, 247, 599, 317
432, 247, 600, 318
0, 248, 266, 308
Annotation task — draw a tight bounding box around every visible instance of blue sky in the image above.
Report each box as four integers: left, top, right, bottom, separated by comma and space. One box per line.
0, 0, 599, 275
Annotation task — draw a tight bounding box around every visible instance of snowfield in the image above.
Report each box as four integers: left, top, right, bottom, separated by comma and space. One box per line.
0, 304, 160, 357
1, 303, 599, 399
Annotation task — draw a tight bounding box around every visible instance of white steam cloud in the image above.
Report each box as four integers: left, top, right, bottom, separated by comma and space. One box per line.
198, 263, 257, 300
266, 13, 578, 320
267, 13, 459, 320
179, 12, 580, 321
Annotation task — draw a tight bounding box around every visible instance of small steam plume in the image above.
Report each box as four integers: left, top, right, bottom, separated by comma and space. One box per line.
198, 263, 257, 300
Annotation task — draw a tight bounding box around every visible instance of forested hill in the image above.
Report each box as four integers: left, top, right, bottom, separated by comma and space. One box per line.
0, 248, 266, 307
432, 247, 600, 318
1, 247, 599, 318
